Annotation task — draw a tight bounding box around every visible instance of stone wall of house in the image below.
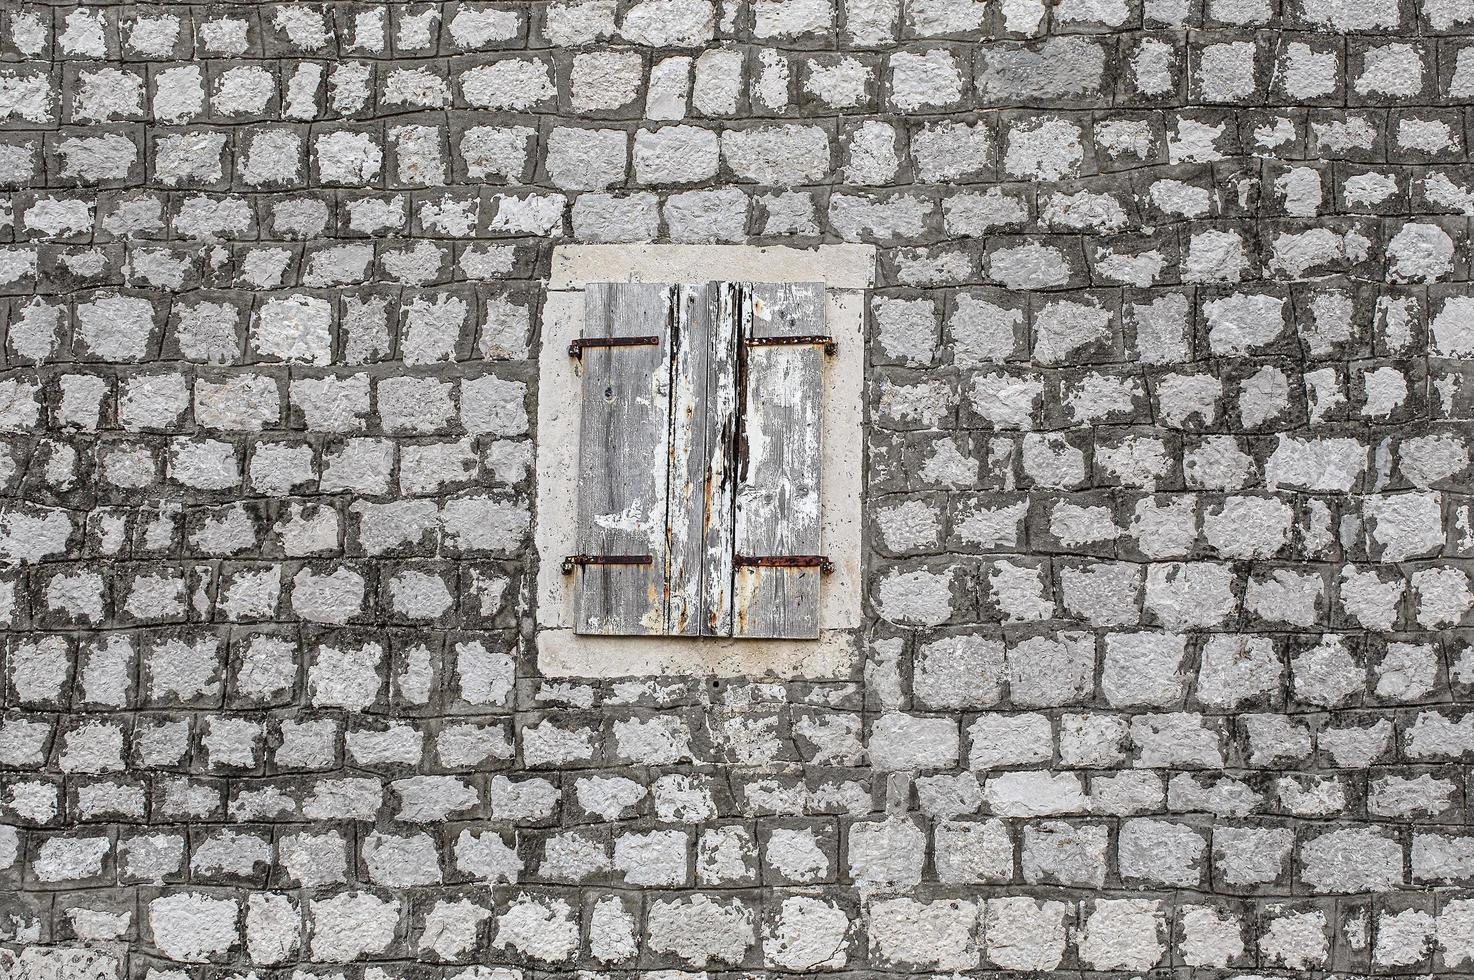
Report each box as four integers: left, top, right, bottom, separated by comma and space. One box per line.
4, 0, 1474, 974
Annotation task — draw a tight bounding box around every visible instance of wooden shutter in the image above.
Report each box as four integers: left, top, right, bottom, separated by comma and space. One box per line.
732, 283, 825, 639
667, 282, 739, 636
573, 282, 673, 635
572, 280, 825, 640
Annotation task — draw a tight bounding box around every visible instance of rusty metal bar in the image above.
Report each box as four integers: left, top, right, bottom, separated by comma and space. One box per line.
562, 554, 654, 574
568, 335, 660, 358
744, 334, 837, 355
734, 554, 834, 574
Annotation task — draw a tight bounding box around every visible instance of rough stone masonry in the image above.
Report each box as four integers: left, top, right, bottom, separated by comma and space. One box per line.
3, 0, 1474, 975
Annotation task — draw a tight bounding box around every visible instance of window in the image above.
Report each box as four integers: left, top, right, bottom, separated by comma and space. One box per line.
535, 244, 870, 679
569, 281, 828, 640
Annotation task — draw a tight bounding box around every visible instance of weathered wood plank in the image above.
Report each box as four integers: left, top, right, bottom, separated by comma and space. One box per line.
698, 282, 739, 636
732, 282, 826, 639
574, 282, 673, 636
667, 282, 714, 635
667, 282, 740, 636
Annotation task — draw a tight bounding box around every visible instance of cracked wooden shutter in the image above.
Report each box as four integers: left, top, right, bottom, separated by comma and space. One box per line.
732, 282, 825, 639
573, 282, 673, 635
574, 280, 826, 640
667, 282, 738, 636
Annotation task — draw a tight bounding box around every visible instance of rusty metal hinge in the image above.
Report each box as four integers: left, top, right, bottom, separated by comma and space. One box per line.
735, 554, 834, 574
562, 554, 653, 574
745, 334, 837, 355
569, 336, 660, 358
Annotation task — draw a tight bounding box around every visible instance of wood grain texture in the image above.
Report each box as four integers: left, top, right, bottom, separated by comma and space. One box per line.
575, 280, 827, 640
732, 282, 826, 639
699, 283, 740, 636
574, 282, 673, 636
665, 282, 742, 637
667, 283, 713, 634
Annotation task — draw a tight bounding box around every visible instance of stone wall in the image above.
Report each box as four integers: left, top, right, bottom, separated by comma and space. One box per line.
3, 0, 1474, 974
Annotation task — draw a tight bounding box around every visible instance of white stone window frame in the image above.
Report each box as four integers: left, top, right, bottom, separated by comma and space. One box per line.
535, 244, 875, 679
